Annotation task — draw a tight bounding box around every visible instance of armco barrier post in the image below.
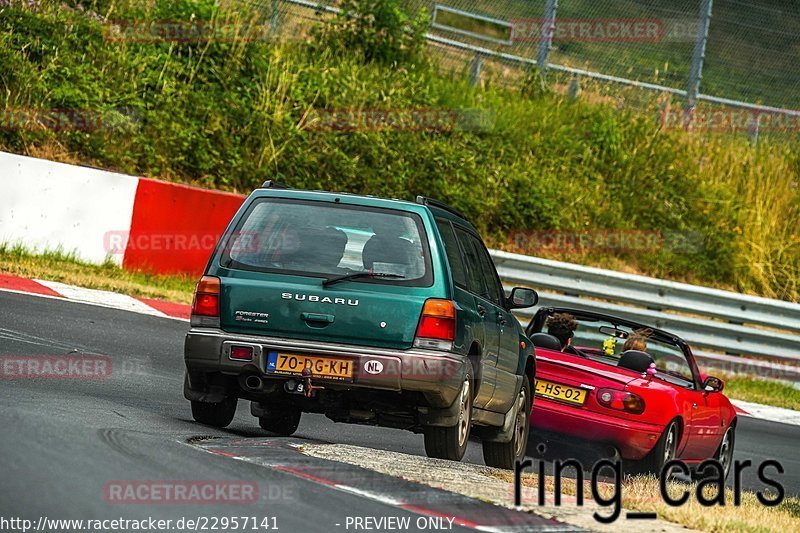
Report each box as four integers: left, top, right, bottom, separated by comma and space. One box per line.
536, 0, 559, 78
686, 0, 713, 113
270, 0, 280, 37
469, 52, 483, 87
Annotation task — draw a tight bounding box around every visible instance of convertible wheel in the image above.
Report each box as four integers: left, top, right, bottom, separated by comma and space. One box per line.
424, 375, 472, 462
716, 426, 736, 481
483, 378, 531, 470
191, 397, 237, 428
631, 420, 679, 478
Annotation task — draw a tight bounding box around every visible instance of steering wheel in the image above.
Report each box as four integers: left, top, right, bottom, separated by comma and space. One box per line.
565, 344, 587, 358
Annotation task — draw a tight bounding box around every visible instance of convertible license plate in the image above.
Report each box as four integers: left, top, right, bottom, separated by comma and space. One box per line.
535, 379, 587, 405
266, 352, 354, 381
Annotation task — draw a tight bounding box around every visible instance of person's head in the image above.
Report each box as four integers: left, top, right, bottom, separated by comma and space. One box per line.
276, 224, 303, 256
546, 313, 578, 349
623, 330, 650, 353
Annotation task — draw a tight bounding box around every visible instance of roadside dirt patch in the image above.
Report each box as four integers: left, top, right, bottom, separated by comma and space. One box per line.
299, 443, 700, 533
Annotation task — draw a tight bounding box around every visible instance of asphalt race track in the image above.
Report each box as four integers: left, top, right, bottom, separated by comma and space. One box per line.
1, 291, 798, 531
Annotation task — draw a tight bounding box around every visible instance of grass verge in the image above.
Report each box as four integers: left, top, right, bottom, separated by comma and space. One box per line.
722, 374, 800, 411
0, 244, 195, 304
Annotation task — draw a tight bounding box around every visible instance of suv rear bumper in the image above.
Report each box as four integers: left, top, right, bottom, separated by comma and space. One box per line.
184, 328, 468, 408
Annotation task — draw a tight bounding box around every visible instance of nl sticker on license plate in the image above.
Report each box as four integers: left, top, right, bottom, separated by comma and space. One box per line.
266, 352, 354, 381
534, 379, 588, 405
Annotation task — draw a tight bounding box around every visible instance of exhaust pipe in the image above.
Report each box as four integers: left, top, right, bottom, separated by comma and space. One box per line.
605, 445, 620, 461
243, 375, 264, 391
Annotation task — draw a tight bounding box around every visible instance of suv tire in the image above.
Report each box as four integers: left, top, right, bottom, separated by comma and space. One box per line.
258, 406, 302, 436
191, 398, 237, 428
424, 375, 472, 461
483, 378, 531, 469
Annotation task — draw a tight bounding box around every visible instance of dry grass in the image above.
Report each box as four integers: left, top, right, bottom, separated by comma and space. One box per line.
493, 469, 800, 532
696, 141, 800, 301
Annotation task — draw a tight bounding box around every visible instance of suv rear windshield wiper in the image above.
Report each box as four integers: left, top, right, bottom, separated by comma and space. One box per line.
322, 272, 406, 287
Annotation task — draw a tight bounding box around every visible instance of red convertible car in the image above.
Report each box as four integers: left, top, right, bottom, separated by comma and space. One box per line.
526, 307, 737, 479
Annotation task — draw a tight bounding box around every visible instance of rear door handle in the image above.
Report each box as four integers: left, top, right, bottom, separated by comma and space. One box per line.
477, 305, 487, 317
498, 317, 507, 326
301, 312, 335, 324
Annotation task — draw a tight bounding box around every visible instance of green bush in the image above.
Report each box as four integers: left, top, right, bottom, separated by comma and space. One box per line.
310, 0, 429, 66
0, 0, 797, 301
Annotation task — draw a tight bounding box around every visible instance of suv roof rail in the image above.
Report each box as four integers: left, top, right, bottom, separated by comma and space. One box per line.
415, 196, 470, 222
261, 180, 291, 189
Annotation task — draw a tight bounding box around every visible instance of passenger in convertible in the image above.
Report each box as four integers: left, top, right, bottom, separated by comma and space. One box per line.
622, 331, 650, 353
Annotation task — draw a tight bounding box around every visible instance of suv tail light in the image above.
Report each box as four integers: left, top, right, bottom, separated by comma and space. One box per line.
414, 299, 456, 351
191, 276, 221, 328
597, 388, 645, 415
229, 345, 254, 362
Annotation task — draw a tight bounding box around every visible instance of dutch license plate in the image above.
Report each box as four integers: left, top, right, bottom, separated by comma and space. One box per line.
266, 352, 354, 381
535, 379, 587, 405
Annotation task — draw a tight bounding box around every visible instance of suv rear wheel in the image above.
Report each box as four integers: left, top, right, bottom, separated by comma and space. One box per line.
483, 378, 531, 469
424, 375, 472, 461
191, 397, 237, 428
258, 406, 302, 436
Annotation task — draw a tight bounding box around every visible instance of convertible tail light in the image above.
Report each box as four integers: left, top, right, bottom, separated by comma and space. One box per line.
597, 388, 645, 415
191, 276, 221, 327
414, 299, 456, 351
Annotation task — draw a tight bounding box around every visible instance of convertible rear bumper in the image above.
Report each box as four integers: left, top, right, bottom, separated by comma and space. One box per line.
532, 397, 665, 460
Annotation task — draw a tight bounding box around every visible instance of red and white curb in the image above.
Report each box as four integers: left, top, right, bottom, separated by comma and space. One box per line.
0, 273, 190, 321
731, 399, 800, 427
3, 273, 800, 427
0, 151, 244, 276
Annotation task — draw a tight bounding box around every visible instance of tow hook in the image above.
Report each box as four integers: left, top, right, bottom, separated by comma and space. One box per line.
284, 368, 325, 398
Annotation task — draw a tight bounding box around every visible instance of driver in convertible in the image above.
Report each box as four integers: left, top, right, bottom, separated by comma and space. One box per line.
546, 313, 578, 351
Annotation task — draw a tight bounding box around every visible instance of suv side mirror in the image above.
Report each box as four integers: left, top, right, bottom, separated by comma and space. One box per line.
703, 376, 724, 393
508, 287, 538, 310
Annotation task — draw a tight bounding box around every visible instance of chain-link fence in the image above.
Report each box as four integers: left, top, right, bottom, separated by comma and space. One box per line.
256, 0, 800, 133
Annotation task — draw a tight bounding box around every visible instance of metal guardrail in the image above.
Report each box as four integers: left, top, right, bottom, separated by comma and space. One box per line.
491, 250, 800, 380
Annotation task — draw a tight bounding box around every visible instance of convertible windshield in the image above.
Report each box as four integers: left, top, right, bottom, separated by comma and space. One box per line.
537, 313, 697, 388
221, 199, 431, 286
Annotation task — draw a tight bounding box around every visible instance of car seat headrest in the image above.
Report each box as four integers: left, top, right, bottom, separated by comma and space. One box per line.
618, 350, 654, 373
530, 333, 562, 351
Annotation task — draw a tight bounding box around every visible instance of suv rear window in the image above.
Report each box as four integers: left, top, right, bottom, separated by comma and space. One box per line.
220, 198, 433, 286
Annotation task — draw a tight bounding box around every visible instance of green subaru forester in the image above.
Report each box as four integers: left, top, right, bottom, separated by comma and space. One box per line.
184, 184, 538, 468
